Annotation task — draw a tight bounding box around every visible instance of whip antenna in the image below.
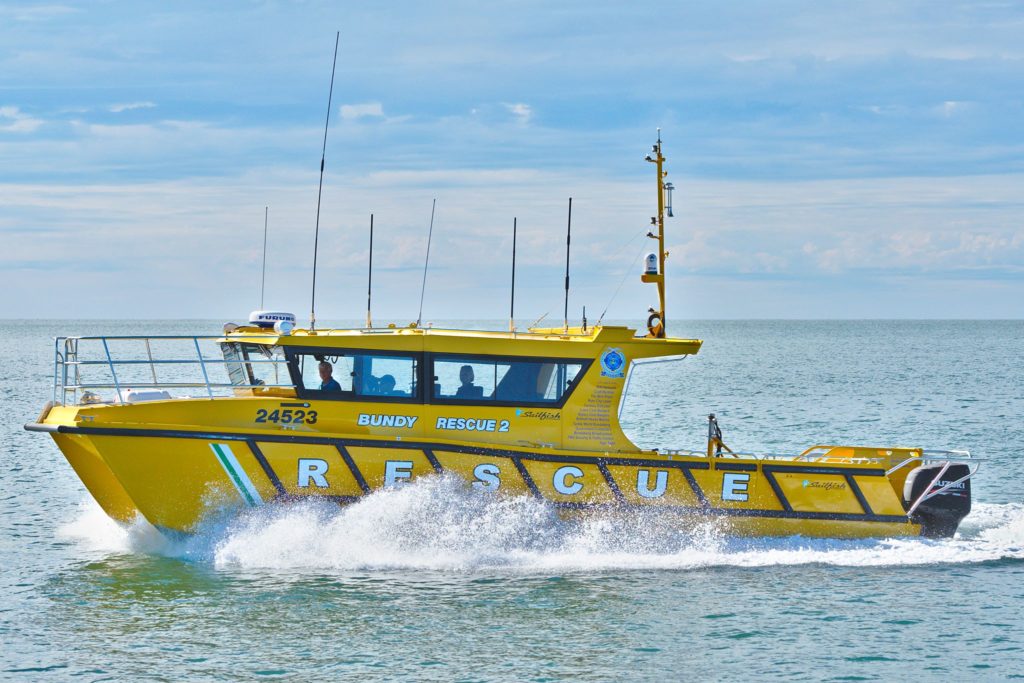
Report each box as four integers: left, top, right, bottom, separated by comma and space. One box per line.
366, 213, 373, 328
509, 217, 517, 332
597, 238, 648, 326
563, 197, 572, 333
416, 198, 436, 327
260, 206, 268, 309
309, 30, 340, 331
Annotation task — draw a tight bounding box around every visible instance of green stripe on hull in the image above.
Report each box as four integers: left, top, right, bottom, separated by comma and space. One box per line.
211, 443, 258, 507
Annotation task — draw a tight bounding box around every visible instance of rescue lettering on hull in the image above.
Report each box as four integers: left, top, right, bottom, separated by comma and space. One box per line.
298, 458, 329, 487
278, 451, 910, 525
637, 469, 668, 498
286, 459, 760, 506
297, 458, 415, 488
472, 463, 501, 490
553, 466, 584, 494
722, 473, 750, 501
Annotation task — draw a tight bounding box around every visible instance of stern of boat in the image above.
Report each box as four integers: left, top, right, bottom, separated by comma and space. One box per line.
785, 443, 978, 538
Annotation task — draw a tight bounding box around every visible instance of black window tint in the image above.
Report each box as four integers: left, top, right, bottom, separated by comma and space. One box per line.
293, 351, 419, 400
362, 355, 417, 397
433, 357, 584, 405
296, 354, 355, 392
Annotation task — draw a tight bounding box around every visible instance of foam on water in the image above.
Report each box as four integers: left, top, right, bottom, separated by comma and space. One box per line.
58, 499, 190, 557
58, 475, 1024, 573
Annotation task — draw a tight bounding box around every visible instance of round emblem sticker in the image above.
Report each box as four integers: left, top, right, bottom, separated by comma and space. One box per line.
600, 348, 625, 378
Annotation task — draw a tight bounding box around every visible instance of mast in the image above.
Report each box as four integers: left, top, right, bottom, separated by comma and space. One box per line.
642, 129, 669, 338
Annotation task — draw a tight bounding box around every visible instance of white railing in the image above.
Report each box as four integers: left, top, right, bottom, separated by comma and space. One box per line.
52, 334, 290, 405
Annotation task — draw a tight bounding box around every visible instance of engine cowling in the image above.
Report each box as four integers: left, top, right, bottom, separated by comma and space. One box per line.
903, 463, 972, 538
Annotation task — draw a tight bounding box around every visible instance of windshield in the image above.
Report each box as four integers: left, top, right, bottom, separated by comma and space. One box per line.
220, 342, 287, 387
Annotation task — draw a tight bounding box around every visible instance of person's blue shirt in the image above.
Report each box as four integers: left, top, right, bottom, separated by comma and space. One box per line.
320, 378, 341, 391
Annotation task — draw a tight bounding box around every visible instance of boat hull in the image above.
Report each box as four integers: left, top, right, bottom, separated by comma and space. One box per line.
39, 424, 927, 538
56, 432, 141, 524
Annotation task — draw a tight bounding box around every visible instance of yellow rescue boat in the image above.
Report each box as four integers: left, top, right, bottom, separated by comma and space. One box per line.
25, 136, 978, 538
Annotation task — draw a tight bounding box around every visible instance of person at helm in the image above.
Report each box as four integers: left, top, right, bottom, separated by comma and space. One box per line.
455, 365, 483, 399
318, 361, 341, 391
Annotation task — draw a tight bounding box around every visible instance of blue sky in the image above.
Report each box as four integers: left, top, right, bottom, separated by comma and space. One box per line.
1, 1, 1022, 321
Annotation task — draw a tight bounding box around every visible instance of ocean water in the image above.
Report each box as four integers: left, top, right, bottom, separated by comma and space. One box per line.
2, 319, 1023, 681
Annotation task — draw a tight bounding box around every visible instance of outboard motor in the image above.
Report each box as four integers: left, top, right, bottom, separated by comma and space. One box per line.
903, 464, 972, 538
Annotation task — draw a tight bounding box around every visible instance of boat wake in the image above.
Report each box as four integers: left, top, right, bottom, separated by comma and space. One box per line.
59, 475, 1024, 573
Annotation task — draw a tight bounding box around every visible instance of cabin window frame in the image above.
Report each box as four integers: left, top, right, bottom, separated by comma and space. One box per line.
221, 342, 287, 388
284, 346, 425, 403
426, 352, 592, 409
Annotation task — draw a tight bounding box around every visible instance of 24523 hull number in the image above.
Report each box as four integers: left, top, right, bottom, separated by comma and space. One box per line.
255, 409, 318, 425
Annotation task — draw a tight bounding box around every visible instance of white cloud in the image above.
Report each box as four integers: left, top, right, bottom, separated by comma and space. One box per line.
339, 102, 384, 120
937, 100, 971, 117
862, 104, 907, 116
504, 102, 532, 124
0, 4, 78, 22
726, 53, 769, 63
0, 106, 43, 133
109, 101, 156, 113
3, 170, 1024, 318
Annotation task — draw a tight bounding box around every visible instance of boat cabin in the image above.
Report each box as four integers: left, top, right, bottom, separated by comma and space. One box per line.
216, 323, 702, 452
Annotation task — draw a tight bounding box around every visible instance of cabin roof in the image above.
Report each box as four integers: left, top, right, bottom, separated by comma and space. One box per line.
223, 324, 702, 359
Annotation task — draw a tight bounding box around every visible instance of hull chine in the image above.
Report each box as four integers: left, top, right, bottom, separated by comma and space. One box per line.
35, 423, 973, 540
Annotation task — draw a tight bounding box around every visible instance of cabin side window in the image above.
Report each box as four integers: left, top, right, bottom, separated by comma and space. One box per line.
431, 356, 586, 406
289, 349, 420, 401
